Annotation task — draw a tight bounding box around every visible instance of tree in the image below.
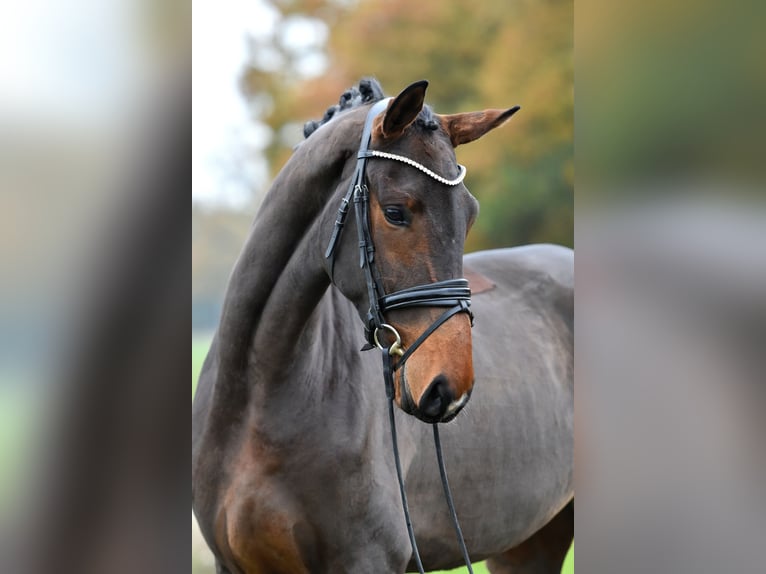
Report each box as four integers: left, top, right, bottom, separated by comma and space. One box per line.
240, 0, 573, 251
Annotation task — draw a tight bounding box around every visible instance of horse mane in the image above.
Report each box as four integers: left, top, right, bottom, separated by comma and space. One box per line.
303, 77, 439, 139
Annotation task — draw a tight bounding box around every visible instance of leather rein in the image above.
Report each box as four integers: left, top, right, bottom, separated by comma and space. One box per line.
325, 98, 475, 573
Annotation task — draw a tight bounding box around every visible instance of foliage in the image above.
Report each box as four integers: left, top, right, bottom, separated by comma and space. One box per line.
192, 204, 253, 327
194, 0, 572, 326
240, 0, 573, 252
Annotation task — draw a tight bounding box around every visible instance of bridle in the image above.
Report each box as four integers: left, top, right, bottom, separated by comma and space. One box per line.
325, 98, 474, 379
325, 98, 475, 573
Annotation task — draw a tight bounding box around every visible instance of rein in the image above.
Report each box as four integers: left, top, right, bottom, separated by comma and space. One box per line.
325, 99, 475, 573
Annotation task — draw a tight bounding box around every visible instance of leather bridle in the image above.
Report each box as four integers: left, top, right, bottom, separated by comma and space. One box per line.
324, 98, 475, 573
325, 98, 474, 396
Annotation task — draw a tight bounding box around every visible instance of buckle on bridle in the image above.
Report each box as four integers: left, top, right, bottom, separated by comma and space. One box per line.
373, 324, 405, 357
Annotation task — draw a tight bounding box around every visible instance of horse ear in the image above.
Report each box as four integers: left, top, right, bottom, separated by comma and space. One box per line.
378, 80, 428, 139
441, 106, 521, 147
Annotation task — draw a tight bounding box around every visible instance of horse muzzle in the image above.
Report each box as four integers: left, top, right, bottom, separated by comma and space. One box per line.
399, 368, 473, 423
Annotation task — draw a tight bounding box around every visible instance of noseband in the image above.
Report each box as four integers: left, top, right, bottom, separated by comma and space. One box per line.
325, 99, 475, 573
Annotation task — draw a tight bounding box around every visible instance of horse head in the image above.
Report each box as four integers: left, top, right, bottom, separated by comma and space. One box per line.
321, 80, 519, 423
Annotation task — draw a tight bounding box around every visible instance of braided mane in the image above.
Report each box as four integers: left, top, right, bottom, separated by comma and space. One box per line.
303, 78, 439, 139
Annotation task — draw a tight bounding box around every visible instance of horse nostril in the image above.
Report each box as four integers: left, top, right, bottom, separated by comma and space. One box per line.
419, 375, 454, 420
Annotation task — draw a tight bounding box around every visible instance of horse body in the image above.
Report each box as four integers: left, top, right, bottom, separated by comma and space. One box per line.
406, 246, 573, 569
192, 80, 572, 573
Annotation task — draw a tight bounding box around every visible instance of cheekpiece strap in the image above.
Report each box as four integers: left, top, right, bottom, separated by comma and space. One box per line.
325, 98, 392, 272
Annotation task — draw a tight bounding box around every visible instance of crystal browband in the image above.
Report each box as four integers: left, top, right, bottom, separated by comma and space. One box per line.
359, 150, 467, 186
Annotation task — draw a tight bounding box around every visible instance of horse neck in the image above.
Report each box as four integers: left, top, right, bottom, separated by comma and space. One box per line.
213, 112, 363, 403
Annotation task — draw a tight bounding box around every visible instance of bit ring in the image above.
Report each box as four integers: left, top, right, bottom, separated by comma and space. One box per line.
374, 324, 405, 357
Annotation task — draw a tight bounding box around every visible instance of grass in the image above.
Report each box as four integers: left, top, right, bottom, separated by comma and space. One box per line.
0, 372, 40, 507
192, 337, 573, 573
192, 333, 212, 398
432, 549, 573, 573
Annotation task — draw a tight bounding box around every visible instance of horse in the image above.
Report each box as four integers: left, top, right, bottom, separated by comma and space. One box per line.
192, 78, 573, 573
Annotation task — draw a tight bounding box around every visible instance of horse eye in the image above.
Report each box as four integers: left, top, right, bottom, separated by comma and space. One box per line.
383, 206, 408, 226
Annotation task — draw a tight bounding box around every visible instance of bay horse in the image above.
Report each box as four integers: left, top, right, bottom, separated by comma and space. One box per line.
192, 79, 573, 573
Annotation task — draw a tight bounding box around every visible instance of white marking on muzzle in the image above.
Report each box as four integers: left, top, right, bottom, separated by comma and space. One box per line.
445, 393, 469, 417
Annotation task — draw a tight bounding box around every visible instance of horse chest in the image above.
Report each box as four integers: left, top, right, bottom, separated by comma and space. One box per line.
215, 412, 408, 573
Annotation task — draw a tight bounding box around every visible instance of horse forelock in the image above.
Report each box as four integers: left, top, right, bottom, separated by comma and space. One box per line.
303, 77, 384, 139
303, 78, 439, 139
